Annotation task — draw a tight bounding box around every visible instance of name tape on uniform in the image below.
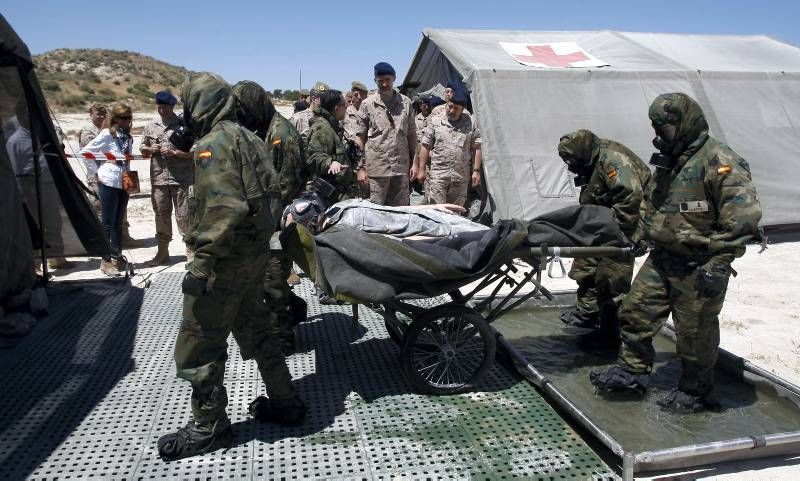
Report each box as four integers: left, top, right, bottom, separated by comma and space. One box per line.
680, 200, 709, 213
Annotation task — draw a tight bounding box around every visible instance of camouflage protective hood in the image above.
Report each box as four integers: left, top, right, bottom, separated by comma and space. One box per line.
648, 93, 709, 157
232, 80, 276, 139
558, 129, 599, 172
181, 72, 236, 138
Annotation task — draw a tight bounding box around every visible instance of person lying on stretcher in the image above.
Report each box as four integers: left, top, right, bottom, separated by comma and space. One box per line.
281, 178, 489, 239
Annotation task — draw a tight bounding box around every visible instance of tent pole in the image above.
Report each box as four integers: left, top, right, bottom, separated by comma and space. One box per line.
18, 60, 48, 283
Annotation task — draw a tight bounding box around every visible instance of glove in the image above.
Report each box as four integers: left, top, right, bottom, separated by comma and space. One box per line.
694, 267, 727, 298
631, 239, 650, 257
182, 271, 208, 297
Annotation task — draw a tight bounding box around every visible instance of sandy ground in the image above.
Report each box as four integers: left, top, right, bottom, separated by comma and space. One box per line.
42, 114, 800, 479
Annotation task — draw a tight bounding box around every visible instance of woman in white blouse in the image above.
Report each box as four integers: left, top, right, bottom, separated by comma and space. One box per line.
79, 103, 134, 275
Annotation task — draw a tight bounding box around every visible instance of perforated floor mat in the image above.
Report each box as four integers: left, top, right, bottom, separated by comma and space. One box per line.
0, 272, 615, 480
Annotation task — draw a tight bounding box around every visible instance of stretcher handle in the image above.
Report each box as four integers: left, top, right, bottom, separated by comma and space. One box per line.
522, 246, 632, 259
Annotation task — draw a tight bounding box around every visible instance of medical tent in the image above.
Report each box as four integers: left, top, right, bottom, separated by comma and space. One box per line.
403, 29, 800, 229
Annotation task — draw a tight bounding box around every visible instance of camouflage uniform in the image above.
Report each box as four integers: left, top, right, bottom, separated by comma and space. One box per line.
175, 73, 295, 429
356, 91, 417, 206
79, 124, 102, 215
558, 130, 650, 324
306, 107, 358, 201
232, 80, 306, 353
142, 113, 194, 245
421, 111, 480, 207
289, 108, 313, 145
342, 104, 361, 143
615, 93, 762, 397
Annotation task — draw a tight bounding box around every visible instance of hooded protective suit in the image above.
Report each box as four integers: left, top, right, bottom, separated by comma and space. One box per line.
232, 80, 306, 352
173, 72, 296, 429
600, 92, 762, 403
306, 106, 358, 200
557, 130, 650, 329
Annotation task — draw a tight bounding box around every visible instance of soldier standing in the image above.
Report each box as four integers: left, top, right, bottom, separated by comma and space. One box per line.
140, 91, 195, 266
79, 103, 106, 216
417, 89, 481, 207
232, 80, 306, 355
157, 73, 304, 462
556, 129, 651, 348
590, 93, 762, 413
289, 81, 328, 145
343, 81, 368, 142
306, 89, 358, 201
354, 62, 417, 206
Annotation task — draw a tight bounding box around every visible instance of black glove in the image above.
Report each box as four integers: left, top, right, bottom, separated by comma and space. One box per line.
631, 239, 650, 257
694, 268, 727, 298
182, 271, 208, 297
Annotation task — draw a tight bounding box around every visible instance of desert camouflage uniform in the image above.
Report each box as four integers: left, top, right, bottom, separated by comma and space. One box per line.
306, 107, 358, 201
616, 93, 762, 397
79, 124, 102, 214
142, 113, 194, 244
558, 130, 650, 320
176, 73, 294, 427
232, 80, 306, 354
421, 111, 480, 207
342, 104, 360, 143
289, 108, 313, 146
356, 91, 417, 206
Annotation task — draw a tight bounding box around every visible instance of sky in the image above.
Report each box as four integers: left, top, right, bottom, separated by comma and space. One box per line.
3, 0, 798, 92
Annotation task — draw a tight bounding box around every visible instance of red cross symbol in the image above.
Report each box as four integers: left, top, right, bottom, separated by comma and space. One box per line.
513, 45, 590, 67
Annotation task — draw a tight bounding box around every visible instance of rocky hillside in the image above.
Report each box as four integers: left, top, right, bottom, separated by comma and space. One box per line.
33, 49, 192, 113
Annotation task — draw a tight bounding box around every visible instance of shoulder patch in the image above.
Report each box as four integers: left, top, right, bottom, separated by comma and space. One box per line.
607, 168, 618, 179
272, 138, 282, 145
717, 165, 732, 175
198, 149, 213, 160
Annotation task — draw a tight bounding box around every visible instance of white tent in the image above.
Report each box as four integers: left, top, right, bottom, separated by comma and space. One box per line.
404, 29, 800, 229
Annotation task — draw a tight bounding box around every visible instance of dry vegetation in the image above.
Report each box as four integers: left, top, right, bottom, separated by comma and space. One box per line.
34, 49, 192, 113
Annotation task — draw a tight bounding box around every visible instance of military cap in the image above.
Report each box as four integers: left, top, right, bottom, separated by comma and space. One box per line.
445, 80, 459, 90
373, 62, 396, 77
310, 81, 330, 96
155, 90, 177, 106
429, 95, 445, 107
351, 81, 368, 92
88, 102, 107, 113
450, 88, 468, 107
299, 88, 310, 96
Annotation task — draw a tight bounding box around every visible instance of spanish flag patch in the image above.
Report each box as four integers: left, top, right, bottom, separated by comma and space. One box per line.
198, 149, 213, 160
272, 139, 282, 145
717, 165, 732, 175
607, 168, 617, 179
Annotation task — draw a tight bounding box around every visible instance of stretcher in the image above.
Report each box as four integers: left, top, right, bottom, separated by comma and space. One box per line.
278, 222, 631, 395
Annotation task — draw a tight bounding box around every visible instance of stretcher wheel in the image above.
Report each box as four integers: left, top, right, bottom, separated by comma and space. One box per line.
401, 304, 496, 395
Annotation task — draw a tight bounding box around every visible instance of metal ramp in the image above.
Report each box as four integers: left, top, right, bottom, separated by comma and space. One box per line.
0, 272, 615, 480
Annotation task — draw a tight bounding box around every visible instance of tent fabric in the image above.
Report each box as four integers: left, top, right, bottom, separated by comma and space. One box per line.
280, 205, 629, 304
404, 29, 800, 228
0, 14, 111, 298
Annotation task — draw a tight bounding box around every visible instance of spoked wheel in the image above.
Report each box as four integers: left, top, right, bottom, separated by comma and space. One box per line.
401, 304, 496, 395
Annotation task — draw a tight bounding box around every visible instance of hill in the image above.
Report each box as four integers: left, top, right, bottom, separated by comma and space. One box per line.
33, 48, 192, 113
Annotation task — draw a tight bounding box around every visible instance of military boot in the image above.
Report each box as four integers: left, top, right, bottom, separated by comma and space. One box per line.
657, 389, 721, 413
47, 257, 75, 269
145, 242, 171, 267
157, 418, 233, 462
248, 395, 306, 426
121, 225, 146, 248
560, 307, 600, 329
589, 366, 650, 396
100, 257, 123, 277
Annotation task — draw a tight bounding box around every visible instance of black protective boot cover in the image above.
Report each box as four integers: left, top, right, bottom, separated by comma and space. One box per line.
157, 419, 233, 462
248, 396, 306, 426
560, 308, 600, 329
589, 366, 649, 395
657, 389, 722, 413
287, 291, 308, 325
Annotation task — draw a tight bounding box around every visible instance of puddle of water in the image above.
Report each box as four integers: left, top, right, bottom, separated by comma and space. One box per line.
493, 306, 800, 453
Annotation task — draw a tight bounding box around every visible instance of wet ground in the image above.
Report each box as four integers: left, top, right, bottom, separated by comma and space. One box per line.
493, 306, 800, 454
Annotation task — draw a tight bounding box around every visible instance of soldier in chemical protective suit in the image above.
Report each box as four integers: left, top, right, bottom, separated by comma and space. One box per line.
157, 73, 305, 462
232, 80, 308, 355
590, 93, 762, 413
557, 129, 651, 348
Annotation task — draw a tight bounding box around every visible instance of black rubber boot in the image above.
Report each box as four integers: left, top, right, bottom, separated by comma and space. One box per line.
560, 308, 600, 329
589, 366, 649, 395
248, 395, 306, 426
157, 419, 233, 462
287, 292, 308, 325
657, 389, 721, 413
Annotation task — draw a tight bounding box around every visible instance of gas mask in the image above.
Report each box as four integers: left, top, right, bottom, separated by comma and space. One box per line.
650, 123, 678, 169
280, 190, 331, 234
561, 154, 592, 187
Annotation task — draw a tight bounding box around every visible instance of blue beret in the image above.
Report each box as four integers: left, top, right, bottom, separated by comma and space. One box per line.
155, 91, 177, 106
428, 95, 445, 107
450, 88, 468, 107
374, 62, 396, 77
446, 80, 460, 90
